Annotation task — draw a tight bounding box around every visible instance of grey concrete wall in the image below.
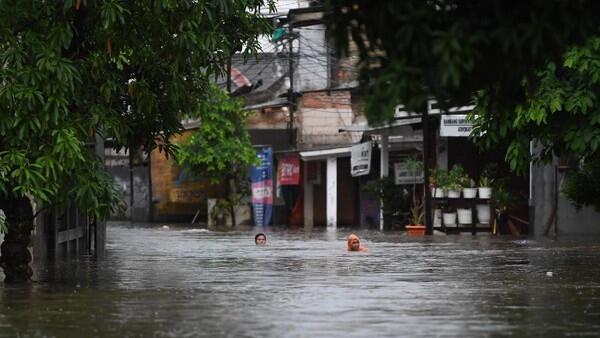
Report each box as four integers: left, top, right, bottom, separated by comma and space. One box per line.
556, 194, 600, 234
108, 166, 150, 221
531, 163, 556, 236
532, 162, 600, 235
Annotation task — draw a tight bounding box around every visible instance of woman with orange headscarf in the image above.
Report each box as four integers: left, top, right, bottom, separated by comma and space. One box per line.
347, 234, 368, 252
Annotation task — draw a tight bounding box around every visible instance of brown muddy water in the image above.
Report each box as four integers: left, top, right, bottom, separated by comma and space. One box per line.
1, 221, 600, 337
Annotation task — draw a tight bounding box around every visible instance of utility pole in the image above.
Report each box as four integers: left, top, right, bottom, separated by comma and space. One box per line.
147, 151, 153, 222
422, 107, 433, 235
287, 25, 296, 147
226, 54, 237, 227
129, 146, 134, 222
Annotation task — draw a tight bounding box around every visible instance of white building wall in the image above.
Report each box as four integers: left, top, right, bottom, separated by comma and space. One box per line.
300, 107, 357, 145
296, 24, 328, 92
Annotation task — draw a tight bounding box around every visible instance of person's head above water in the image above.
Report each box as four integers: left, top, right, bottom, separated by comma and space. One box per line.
347, 234, 368, 252
255, 233, 267, 246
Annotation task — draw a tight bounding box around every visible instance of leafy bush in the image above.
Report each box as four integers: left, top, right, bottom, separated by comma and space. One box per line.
562, 156, 600, 211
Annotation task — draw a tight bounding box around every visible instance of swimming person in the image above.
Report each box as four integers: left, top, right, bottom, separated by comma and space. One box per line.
255, 233, 267, 246
347, 234, 368, 252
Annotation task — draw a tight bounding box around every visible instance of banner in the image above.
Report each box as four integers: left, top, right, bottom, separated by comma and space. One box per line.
278, 155, 301, 185
251, 147, 273, 226
351, 141, 372, 177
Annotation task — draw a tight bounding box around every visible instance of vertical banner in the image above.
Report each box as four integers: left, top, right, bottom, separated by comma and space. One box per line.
351, 141, 372, 177
251, 147, 273, 226
278, 155, 301, 185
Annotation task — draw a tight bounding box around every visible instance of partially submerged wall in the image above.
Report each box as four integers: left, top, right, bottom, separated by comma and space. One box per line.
532, 162, 600, 235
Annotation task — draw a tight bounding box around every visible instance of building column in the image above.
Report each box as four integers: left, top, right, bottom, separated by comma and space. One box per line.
380, 132, 389, 230
326, 157, 337, 228
303, 161, 314, 229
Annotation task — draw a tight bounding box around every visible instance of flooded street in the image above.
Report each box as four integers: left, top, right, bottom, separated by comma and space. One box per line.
2, 222, 600, 337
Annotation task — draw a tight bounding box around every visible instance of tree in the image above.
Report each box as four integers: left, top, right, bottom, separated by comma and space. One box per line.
326, 1, 600, 232
0, 0, 274, 283
174, 85, 258, 225
471, 37, 600, 210
326, 0, 600, 123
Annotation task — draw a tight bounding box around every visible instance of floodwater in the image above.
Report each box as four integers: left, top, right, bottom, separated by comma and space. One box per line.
2, 222, 600, 337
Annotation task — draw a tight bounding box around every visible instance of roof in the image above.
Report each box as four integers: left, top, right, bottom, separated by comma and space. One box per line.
218, 53, 291, 107
299, 144, 351, 160
339, 117, 422, 135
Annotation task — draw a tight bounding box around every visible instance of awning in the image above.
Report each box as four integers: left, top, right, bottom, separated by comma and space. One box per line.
339, 117, 422, 135
299, 146, 351, 161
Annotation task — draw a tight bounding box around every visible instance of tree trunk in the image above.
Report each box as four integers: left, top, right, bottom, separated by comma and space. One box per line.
229, 177, 237, 227
0, 196, 34, 283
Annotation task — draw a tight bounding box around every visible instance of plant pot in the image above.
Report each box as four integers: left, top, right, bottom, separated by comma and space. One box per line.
476, 204, 491, 224
446, 189, 461, 198
457, 208, 473, 224
406, 224, 426, 236
463, 188, 477, 199
433, 208, 442, 227
478, 187, 492, 199
442, 212, 457, 227
433, 187, 445, 198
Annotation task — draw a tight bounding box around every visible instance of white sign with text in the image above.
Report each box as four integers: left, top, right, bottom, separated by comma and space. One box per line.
440, 114, 475, 137
394, 161, 424, 185
350, 141, 372, 177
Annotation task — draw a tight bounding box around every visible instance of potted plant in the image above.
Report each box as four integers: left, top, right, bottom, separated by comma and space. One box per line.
444, 181, 462, 198
442, 206, 457, 227
406, 200, 426, 236
462, 177, 477, 199
429, 168, 446, 198
445, 165, 465, 198
478, 174, 494, 199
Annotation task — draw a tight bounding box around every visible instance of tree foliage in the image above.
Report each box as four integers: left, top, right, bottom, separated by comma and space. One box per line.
0, 0, 274, 220
326, 1, 600, 212
326, 0, 600, 124
174, 84, 258, 185
471, 37, 600, 209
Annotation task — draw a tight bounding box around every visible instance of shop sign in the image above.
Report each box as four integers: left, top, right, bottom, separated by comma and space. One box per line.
278, 155, 301, 185
440, 114, 475, 137
351, 141, 372, 177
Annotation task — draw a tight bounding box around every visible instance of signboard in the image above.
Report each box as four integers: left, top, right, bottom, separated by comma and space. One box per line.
351, 141, 372, 177
277, 155, 300, 185
440, 114, 475, 137
394, 161, 424, 185
250, 147, 273, 226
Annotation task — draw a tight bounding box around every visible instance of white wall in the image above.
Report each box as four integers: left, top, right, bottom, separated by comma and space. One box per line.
296, 24, 329, 92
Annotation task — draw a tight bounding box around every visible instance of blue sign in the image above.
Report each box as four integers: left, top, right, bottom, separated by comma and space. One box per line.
250, 147, 273, 226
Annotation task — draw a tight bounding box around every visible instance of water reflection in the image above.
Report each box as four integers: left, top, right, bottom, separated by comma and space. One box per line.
1, 222, 600, 337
